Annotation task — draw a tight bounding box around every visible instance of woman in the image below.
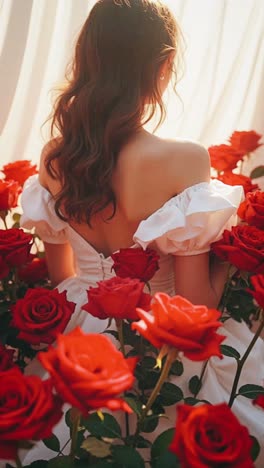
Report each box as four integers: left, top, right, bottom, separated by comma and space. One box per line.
20, 0, 264, 464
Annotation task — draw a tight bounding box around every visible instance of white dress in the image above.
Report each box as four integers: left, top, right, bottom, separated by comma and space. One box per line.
18, 176, 264, 466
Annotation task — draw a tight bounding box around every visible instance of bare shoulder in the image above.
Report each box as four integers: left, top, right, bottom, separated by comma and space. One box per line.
128, 133, 210, 195
160, 137, 211, 194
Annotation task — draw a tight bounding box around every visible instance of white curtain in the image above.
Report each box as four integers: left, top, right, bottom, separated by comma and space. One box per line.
0, 0, 264, 177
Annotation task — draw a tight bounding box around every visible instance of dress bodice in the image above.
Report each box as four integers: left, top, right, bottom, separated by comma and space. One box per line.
20, 175, 243, 297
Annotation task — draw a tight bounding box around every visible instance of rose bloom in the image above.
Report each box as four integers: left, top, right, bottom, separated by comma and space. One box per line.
208, 144, 244, 172
2, 159, 38, 186
39, 327, 138, 415
0, 228, 32, 267
253, 395, 264, 409
0, 367, 63, 460
169, 403, 253, 468
229, 130, 263, 154
111, 247, 160, 283
11, 288, 75, 345
238, 190, 264, 229
0, 179, 21, 211
83, 276, 151, 321
132, 293, 224, 361
249, 274, 264, 309
17, 254, 48, 283
217, 172, 259, 195
212, 225, 264, 273
0, 344, 15, 371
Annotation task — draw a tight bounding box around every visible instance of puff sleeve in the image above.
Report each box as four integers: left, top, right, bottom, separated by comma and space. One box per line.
20, 175, 68, 244
133, 180, 244, 256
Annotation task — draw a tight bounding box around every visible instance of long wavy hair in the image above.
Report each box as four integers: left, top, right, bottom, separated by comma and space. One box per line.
46, 0, 181, 225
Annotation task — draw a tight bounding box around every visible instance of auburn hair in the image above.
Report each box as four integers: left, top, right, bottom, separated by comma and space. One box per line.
46, 0, 180, 225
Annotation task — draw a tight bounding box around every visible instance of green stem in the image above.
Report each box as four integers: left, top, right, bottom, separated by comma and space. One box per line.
15, 454, 23, 468
116, 319, 125, 356
228, 310, 264, 408
69, 408, 80, 463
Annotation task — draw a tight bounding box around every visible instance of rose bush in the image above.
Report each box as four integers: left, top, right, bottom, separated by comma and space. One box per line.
0, 228, 32, 267
238, 190, 264, 229
39, 327, 138, 414
208, 144, 244, 171
212, 225, 264, 273
83, 276, 151, 320
229, 130, 263, 154
0, 367, 63, 460
2, 160, 38, 186
17, 254, 48, 283
132, 293, 224, 361
217, 172, 259, 194
0, 179, 21, 211
111, 247, 160, 282
11, 288, 75, 345
169, 403, 253, 468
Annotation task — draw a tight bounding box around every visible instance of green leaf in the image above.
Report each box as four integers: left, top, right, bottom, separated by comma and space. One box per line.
250, 165, 264, 179
250, 435, 260, 461
151, 428, 175, 459
152, 451, 180, 468
123, 396, 143, 416
170, 360, 184, 376
188, 376, 202, 395
111, 445, 145, 468
220, 344, 240, 360
43, 433, 60, 452
238, 384, 264, 399
65, 408, 72, 429
159, 383, 183, 406
141, 414, 163, 433
81, 436, 111, 457
184, 397, 202, 406
48, 456, 72, 468
82, 412, 122, 438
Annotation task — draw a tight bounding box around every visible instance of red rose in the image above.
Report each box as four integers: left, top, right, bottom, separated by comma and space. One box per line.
253, 394, 264, 409
238, 190, 264, 229
83, 277, 151, 321
0, 179, 21, 211
208, 145, 244, 171
0, 367, 63, 460
0, 228, 33, 267
111, 247, 160, 282
248, 274, 264, 309
11, 288, 75, 345
0, 256, 9, 279
169, 403, 253, 468
229, 130, 263, 154
2, 160, 38, 186
39, 327, 138, 415
132, 293, 224, 361
212, 225, 264, 273
0, 344, 15, 371
17, 254, 48, 283
217, 172, 259, 195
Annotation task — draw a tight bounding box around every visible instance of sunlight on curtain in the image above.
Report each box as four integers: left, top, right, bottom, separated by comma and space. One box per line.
0, 0, 263, 171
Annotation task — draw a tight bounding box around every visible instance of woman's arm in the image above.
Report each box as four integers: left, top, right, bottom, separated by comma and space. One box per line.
174, 252, 229, 309
44, 242, 75, 287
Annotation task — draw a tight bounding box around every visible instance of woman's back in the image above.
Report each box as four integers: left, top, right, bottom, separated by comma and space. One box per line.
40, 130, 210, 258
